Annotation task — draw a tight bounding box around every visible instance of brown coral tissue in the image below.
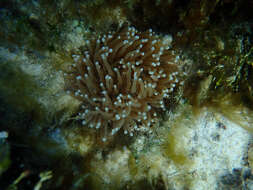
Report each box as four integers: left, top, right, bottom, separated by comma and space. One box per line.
64, 26, 183, 142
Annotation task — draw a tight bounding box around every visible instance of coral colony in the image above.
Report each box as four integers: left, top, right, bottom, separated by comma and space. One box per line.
64, 26, 182, 142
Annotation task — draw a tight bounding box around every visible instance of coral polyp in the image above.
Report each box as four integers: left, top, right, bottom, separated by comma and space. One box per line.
64, 26, 182, 141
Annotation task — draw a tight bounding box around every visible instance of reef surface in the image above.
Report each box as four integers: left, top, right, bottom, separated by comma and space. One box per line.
1, 0, 253, 190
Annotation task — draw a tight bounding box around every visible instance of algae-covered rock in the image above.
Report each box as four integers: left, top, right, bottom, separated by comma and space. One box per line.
1, 0, 253, 189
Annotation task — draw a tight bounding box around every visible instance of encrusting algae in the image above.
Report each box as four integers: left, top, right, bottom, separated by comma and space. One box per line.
63, 26, 184, 142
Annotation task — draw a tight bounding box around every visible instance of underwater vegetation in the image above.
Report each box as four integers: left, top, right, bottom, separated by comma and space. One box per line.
1, 0, 253, 189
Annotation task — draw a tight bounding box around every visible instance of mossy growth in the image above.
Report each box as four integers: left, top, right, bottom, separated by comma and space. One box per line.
125, 108, 194, 188
162, 132, 188, 166
159, 103, 193, 167
0, 140, 10, 176
0, 60, 46, 125
180, 20, 253, 126
184, 70, 253, 134
0, 3, 45, 50
128, 153, 139, 178
248, 144, 253, 170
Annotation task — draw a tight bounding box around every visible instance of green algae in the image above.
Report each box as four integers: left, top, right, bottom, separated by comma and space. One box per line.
0, 140, 10, 176
162, 133, 188, 166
